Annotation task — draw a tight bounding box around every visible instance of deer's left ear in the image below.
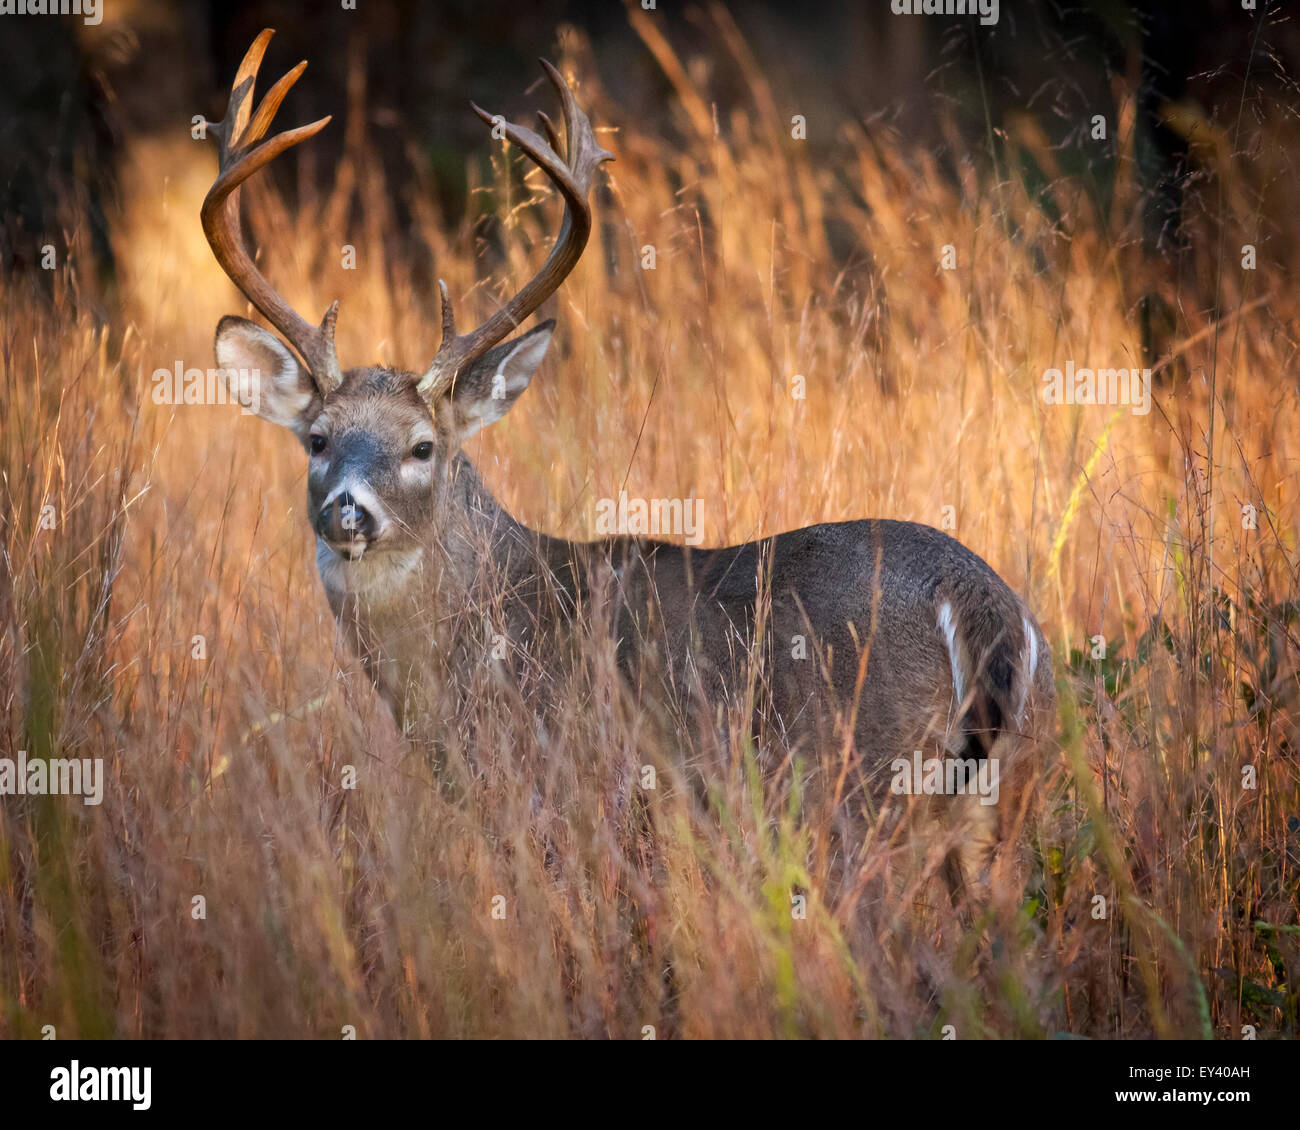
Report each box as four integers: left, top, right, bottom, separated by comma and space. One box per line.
447, 321, 554, 441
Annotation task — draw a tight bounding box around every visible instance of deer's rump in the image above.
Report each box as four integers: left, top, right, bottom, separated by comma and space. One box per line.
622, 518, 1053, 785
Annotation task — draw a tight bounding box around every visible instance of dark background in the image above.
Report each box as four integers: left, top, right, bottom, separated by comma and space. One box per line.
1, 0, 1294, 291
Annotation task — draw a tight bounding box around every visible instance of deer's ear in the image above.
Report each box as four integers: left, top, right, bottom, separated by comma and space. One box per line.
447, 321, 554, 442
214, 316, 320, 438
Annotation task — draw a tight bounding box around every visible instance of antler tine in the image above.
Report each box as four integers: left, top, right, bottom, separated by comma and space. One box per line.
437, 279, 456, 343
536, 111, 563, 159
418, 60, 613, 399
202, 29, 343, 392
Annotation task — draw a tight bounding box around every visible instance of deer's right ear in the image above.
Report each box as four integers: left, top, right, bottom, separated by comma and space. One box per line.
214, 316, 321, 439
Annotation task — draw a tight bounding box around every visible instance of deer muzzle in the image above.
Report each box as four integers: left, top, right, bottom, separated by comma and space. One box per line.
316, 491, 378, 558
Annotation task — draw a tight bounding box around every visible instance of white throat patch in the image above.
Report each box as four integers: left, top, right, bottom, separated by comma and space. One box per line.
316, 540, 424, 603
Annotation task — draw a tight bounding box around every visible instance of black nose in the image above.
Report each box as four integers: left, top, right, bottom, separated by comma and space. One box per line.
316, 492, 376, 543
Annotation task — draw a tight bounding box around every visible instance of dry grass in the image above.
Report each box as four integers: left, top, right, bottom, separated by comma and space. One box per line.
1, 17, 1298, 1038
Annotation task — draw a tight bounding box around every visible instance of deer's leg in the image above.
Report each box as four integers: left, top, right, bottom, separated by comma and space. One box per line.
941, 792, 997, 911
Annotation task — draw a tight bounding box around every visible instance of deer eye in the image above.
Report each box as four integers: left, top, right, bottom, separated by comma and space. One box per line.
410, 441, 434, 461
310, 434, 327, 455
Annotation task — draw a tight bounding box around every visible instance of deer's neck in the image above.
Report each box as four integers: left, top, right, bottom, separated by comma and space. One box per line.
436, 454, 649, 654
438, 451, 547, 587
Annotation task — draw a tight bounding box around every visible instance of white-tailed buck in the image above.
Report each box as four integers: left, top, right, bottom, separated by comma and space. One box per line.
204, 31, 1056, 885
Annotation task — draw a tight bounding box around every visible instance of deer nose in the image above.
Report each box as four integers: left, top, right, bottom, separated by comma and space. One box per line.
317, 492, 377, 543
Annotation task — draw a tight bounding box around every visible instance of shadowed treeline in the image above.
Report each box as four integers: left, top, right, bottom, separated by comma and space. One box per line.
4, 1, 1297, 297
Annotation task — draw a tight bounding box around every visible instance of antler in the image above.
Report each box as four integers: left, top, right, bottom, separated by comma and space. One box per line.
417, 59, 613, 400
202, 29, 343, 392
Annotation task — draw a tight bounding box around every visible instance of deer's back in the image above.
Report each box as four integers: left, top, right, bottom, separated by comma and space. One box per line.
619, 519, 1053, 773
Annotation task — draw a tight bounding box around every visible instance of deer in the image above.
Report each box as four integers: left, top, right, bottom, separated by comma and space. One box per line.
203, 30, 1056, 896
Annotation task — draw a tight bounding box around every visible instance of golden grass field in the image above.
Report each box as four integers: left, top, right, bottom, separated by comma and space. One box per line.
1, 15, 1298, 1037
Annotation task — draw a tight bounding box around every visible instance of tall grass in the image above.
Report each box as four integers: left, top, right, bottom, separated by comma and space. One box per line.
1, 15, 1297, 1038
